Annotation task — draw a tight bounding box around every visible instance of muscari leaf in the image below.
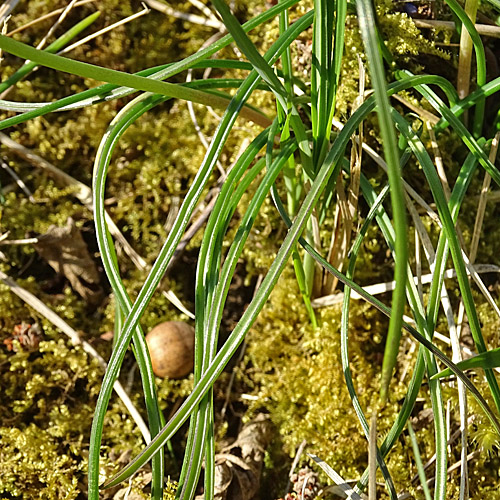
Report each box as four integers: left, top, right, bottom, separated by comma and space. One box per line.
432, 348, 500, 379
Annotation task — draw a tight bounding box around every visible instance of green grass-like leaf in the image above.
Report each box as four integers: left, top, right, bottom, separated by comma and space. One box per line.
356, 0, 408, 405
433, 348, 500, 379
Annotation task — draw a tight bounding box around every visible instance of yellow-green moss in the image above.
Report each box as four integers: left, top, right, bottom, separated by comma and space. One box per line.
0, 330, 143, 498
246, 271, 399, 486
0, 425, 80, 499
245, 267, 500, 498
2, 0, 500, 498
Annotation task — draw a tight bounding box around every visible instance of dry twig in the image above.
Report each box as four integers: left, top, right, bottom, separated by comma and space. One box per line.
143, 0, 225, 30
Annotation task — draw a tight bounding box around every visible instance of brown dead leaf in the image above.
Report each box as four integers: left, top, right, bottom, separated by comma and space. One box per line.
196, 414, 273, 500
410, 407, 435, 433
3, 322, 42, 352
34, 217, 103, 305
112, 472, 151, 500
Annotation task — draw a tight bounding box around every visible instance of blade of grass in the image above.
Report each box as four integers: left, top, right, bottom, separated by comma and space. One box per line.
323, 127, 478, 496
433, 348, 500, 378
335, 145, 412, 497
356, 0, 408, 405
179, 138, 270, 499
408, 421, 433, 500
352, 147, 481, 494
331, 139, 449, 499
434, 75, 500, 133
0, 34, 270, 127
274, 1, 316, 323
187, 142, 297, 500
448, 0, 485, 136
93, 92, 170, 500
311, 0, 334, 170
0, 11, 100, 95
211, 0, 287, 107
211, 0, 314, 180
271, 178, 399, 499
398, 71, 500, 189
406, 189, 469, 500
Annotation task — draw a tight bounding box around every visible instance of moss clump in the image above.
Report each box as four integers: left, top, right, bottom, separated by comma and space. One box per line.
0, 284, 193, 498
0, 331, 144, 498
245, 271, 405, 487
0, 253, 192, 500
0, 424, 80, 499
244, 268, 500, 498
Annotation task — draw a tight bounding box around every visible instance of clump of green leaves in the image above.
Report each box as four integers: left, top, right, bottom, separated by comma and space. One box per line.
3, 0, 500, 498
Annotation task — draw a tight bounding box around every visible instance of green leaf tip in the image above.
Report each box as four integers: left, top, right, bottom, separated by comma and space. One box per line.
432, 347, 500, 380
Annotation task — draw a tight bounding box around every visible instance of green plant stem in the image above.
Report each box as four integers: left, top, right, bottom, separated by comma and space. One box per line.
356, 0, 408, 405
349, 145, 481, 494
445, 0, 485, 136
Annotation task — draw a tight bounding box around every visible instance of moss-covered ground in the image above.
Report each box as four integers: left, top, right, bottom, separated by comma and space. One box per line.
2, 1, 500, 499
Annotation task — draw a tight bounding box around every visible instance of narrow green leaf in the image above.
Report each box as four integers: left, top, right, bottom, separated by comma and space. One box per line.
211, 0, 288, 108
0, 34, 269, 126
444, 0, 486, 135
92, 93, 168, 499
0, 11, 100, 94
408, 422, 433, 500
356, 0, 408, 405
433, 348, 500, 379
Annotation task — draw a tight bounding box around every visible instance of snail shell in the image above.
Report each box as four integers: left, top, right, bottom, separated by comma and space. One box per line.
145, 321, 195, 379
